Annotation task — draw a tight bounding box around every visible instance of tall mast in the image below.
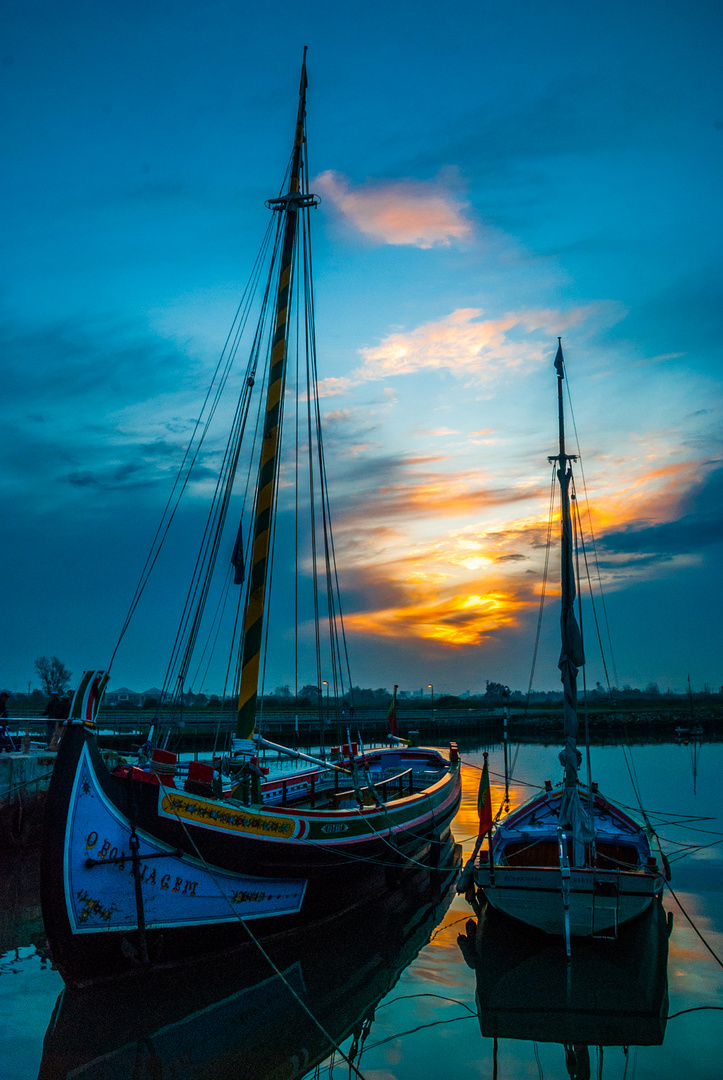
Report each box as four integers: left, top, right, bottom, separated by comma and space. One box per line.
236, 49, 317, 742
549, 341, 586, 809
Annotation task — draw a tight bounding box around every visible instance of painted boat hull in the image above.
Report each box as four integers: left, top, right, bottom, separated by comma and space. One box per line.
475, 863, 663, 936
40, 725, 461, 986
470, 785, 664, 937
39, 840, 460, 1080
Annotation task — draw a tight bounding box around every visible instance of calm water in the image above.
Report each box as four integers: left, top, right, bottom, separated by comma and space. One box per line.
1, 740, 722, 1079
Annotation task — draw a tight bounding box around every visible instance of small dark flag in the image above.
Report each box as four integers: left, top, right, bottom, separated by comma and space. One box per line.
231, 520, 245, 585
554, 338, 565, 379
477, 752, 493, 837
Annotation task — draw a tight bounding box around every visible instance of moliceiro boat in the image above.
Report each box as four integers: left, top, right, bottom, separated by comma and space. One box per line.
39, 838, 461, 1080
461, 343, 665, 947
40, 54, 460, 988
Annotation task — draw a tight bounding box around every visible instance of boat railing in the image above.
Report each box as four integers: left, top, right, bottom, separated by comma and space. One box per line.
331, 767, 414, 809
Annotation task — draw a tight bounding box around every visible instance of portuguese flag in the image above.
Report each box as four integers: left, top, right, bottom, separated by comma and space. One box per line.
477, 751, 493, 837
387, 684, 398, 736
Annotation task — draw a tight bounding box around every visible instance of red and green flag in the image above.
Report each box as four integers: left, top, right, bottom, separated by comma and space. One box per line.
387, 684, 398, 736
477, 751, 493, 837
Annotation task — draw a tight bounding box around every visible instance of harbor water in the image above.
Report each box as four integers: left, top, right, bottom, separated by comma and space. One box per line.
1, 738, 721, 1079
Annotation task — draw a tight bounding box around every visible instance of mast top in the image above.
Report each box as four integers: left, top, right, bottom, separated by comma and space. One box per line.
266, 49, 318, 211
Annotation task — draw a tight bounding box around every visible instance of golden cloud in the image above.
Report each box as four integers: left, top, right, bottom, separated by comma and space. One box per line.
355, 307, 591, 385
315, 170, 472, 248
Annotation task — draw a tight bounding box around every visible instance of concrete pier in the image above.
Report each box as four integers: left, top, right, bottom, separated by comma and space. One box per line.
0, 747, 125, 848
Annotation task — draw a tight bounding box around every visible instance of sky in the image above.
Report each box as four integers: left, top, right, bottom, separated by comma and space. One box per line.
1, 0, 722, 699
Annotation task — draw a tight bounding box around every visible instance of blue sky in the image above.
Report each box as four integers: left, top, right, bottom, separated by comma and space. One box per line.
2, 1, 722, 697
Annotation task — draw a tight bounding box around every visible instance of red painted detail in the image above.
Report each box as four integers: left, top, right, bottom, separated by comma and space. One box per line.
115, 765, 161, 786
152, 748, 177, 765
188, 760, 214, 784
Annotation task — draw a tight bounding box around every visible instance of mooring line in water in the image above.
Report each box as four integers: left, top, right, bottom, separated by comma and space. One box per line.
156, 776, 371, 1080
374, 991, 477, 1015
459, 756, 543, 790
667, 1005, 723, 1018
361, 1012, 477, 1053
663, 878, 723, 968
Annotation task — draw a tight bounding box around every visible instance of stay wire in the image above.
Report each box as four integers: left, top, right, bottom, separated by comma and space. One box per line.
564, 374, 619, 687
109, 216, 276, 672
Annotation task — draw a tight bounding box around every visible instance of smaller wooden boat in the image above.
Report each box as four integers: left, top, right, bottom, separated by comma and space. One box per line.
471, 783, 664, 937
461, 342, 666, 946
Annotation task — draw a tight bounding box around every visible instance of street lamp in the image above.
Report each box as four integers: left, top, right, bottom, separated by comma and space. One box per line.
428, 683, 434, 719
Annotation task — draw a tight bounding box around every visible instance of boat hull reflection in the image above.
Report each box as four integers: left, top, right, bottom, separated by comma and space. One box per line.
39, 836, 461, 1080
459, 896, 670, 1048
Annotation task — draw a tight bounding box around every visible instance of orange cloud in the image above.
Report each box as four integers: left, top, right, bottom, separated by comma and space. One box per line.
356, 307, 591, 384
315, 170, 472, 248
314, 306, 603, 397
345, 585, 530, 646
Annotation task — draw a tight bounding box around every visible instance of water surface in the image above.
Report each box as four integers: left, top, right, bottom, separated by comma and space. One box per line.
1, 739, 721, 1079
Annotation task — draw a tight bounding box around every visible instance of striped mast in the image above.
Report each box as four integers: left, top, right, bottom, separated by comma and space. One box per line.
236, 49, 313, 743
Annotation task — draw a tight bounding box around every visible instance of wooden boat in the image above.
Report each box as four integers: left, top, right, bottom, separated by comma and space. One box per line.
39, 838, 461, 1080
462, 342, 665, 946
40, 54, 461, 988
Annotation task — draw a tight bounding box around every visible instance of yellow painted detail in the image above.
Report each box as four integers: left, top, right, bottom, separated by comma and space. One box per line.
266, 379, 283, 413
160, 793, 295, 839
255, 483, 273, 514
244, 586, 266, 628
252, 531, 271, 567
260, 432, 279, 468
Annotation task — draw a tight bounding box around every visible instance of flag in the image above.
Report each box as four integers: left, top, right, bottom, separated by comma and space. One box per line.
554, 338, 565, 379
231, 519, 245, 585
387, 684, 398, 736
477, 752, 493, 837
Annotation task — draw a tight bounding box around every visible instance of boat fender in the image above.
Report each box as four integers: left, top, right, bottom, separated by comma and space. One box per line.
449, 742, 459, 762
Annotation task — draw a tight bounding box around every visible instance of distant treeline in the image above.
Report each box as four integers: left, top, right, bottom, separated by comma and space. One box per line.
4, 679, 721, 712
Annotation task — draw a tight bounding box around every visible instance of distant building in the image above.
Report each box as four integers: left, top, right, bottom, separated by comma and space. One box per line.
105, 687, 143, 707
105, 686, 165, 707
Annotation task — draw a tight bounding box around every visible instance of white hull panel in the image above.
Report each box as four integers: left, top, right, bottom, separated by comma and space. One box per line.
476, 865, 663, 937
65, 745, 307, 934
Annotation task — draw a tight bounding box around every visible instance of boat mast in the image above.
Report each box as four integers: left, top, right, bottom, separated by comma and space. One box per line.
549, 340, 585, 797
236, 49, 317, 743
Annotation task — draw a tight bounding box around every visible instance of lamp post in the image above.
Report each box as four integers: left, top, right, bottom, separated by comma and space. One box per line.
428, 683, 434, 720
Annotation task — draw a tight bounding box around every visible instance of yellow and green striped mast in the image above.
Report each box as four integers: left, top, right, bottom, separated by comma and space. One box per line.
236, 49, 315, 743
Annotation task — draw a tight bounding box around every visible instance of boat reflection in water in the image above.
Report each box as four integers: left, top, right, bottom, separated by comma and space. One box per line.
458, 898, 670, 1078
39, 836, 460, 1080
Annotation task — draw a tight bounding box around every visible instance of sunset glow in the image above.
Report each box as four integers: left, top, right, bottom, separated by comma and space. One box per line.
1, 4, 720, 695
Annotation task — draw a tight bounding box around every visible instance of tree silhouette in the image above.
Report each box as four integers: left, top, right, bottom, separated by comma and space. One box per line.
34, 656, 72, 697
